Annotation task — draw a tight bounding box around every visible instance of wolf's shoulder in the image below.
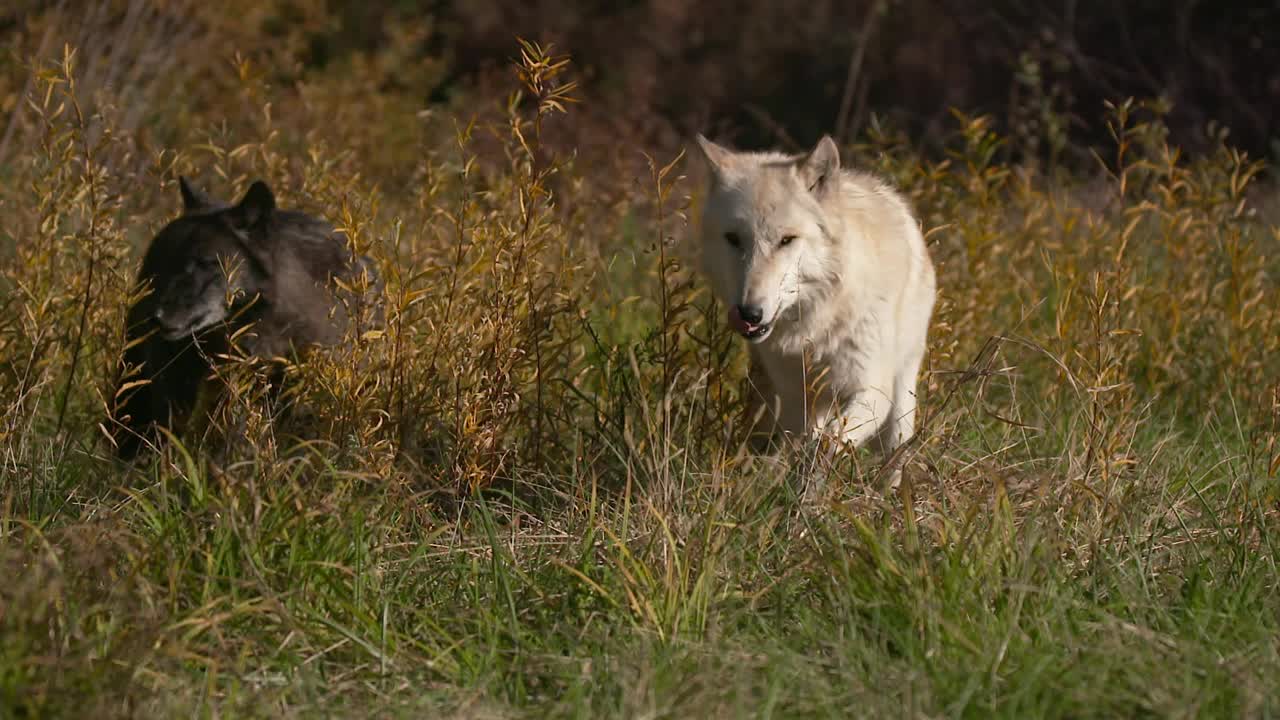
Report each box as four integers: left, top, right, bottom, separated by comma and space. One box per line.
268, 209, 339, 242
836, 167, 915, 214
837, 167, 901, 196
265, 210, 350, 260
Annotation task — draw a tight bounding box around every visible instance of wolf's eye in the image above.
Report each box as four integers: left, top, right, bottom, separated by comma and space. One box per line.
724, 232, 742, 249
780, 235, 797, 247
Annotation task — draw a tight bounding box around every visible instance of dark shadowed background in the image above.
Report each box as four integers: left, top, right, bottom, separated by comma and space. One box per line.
418, 0, 1279, 163
3, 1, 1278, 173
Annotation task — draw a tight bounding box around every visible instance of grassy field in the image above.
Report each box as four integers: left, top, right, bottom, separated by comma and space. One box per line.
2, 30, 1280, 719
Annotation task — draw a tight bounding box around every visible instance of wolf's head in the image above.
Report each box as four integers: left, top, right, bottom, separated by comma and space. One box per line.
695, 134, 843, 344
141, 178, 277, 340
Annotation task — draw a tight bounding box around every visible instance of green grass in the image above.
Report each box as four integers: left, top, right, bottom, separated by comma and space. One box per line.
3, 419, 1277, 718
3, 38, 1280, 720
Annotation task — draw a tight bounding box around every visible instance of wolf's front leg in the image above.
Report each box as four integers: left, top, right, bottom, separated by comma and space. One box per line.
827, 381, 895, 450
741, 347, 781, 452
821, 384, 904, 491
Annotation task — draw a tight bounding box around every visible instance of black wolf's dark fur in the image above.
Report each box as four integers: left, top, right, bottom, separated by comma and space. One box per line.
107, 177, 381, 458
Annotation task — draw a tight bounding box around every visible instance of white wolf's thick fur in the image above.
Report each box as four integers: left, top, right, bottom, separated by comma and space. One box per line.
695, 134, 936, 460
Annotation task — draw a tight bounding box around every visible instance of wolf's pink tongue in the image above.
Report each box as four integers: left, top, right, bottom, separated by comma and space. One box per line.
728, 305, 756, 334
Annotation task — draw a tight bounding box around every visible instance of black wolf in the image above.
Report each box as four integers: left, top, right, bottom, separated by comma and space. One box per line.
107, 177, 380, 458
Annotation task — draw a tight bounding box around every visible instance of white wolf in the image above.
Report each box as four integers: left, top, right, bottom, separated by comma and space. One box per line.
694, 134, 936, 469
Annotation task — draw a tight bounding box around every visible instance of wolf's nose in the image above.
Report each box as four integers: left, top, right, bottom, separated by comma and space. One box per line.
736, 304, 764, 325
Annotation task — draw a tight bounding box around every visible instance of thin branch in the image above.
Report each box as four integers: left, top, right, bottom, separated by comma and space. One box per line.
836, 0, 886, 144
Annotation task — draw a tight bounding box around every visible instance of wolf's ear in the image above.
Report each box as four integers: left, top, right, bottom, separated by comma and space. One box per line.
799, 135, 840, 197
228, 180, 276, 229
178, 176, 217, 213
695, 134, 736, 183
